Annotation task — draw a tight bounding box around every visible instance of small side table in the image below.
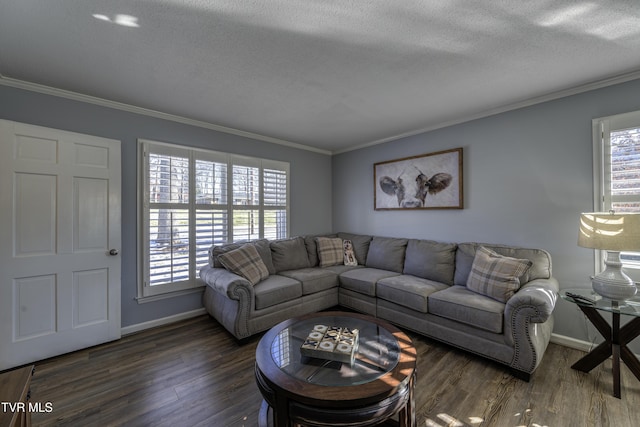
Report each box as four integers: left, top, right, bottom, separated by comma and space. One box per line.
562, 289, 640, 398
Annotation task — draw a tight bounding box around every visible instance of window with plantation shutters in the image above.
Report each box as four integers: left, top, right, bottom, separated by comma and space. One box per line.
232, 162, 260, 241
263, 167, 288, 240
147, 152, 190, 287
138, 140, 289, 300
195, 158, 229, 276
607, 127, 640, 212
594, 110, 640, 273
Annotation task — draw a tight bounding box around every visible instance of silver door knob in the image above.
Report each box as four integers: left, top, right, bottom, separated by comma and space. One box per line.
109, 249, 119, 256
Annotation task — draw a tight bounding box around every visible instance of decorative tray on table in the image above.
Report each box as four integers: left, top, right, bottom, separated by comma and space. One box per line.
300, 324, 359, 364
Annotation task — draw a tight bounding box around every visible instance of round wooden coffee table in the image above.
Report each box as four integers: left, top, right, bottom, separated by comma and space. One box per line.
255, 311, 417, 426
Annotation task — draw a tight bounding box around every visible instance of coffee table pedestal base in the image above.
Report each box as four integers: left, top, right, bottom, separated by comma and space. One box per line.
257, 373, 415, 427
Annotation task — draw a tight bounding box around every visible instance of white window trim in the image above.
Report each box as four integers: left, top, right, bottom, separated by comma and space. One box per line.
137, 139, 290, 302
592, 110, 640, 278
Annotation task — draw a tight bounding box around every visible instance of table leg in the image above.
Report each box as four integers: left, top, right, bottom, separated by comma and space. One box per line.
258, 400, 270, 427
408, 374, 416, 427
397, 373, 416, 427
571, 305, 613, 372
577, 305, 612, 339
571, 340, 612, 372
571, 306, 640, 399
619, 317, 640, 382
273, 395, 293, 427
621, 345, 640, 381
612, 313, 621, 398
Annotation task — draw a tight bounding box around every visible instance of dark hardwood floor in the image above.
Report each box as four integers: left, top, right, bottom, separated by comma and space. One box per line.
28, 315, 640, 426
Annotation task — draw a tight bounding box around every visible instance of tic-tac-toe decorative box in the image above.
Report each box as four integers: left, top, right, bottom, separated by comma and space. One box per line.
300, 324, 359, 364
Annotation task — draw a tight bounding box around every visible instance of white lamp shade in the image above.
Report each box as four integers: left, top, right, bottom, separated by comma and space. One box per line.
578, 212, 640, 251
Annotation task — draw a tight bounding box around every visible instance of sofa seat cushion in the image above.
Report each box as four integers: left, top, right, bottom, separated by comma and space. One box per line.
339, 268, 401, 297
278, 268, 338, 295
377, 275, 449, 313
253, 275, 302, 310
428, 285, 505, 333
322, 264, 364, 275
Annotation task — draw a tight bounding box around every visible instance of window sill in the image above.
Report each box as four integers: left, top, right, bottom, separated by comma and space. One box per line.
136, 285, 204, 304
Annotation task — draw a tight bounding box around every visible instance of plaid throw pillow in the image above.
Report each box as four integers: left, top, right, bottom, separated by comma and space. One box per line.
218, 243, 269, 285
316, 237, 344, 267
466, 246, 532, 302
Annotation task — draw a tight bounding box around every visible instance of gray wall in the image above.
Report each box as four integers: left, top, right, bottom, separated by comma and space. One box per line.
0, 84, 333, 327
4, 76, 640, 346
332, 78, 640, 346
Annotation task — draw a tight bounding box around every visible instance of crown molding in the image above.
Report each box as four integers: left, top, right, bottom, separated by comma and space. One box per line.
0, 74, 332, 156
4, 70, 640, 157
334, 69, 640, 155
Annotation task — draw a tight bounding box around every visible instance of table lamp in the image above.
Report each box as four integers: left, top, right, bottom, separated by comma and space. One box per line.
578, 211, 640, 301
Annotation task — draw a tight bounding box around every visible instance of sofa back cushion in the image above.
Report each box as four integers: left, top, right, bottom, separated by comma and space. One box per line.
270, 236, 311, 272
209, 239, 275, 274
454, 242, 552, 286
252, 239, 276, 275
403, 239, 457, 285
337, 233, 373, 265
366, 236, 408, 273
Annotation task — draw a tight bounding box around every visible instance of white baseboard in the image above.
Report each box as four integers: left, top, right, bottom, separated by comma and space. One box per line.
121, 308, 207, 336
550, 333, 595, 353
551, 332, 640, 359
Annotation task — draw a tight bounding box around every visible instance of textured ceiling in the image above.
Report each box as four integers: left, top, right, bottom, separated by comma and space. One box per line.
1, 0, 640, 153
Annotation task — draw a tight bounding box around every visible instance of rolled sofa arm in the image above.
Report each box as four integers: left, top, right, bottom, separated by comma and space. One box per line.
504, 277, 559, 375
506, 278, 559, 324
199, 265, 254, 301
200, 265, 255, 339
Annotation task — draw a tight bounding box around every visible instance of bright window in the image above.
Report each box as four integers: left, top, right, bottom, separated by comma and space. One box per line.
594, 110, 640, 275
138, 140, 289, 300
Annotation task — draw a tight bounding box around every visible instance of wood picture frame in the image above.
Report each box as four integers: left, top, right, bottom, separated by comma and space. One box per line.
374, 147, 463, 210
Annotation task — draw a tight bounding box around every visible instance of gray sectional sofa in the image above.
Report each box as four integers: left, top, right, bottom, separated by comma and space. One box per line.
199, 232, 558, 380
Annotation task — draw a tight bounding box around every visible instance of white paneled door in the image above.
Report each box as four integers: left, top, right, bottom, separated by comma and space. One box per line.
0, 120, 121, 370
